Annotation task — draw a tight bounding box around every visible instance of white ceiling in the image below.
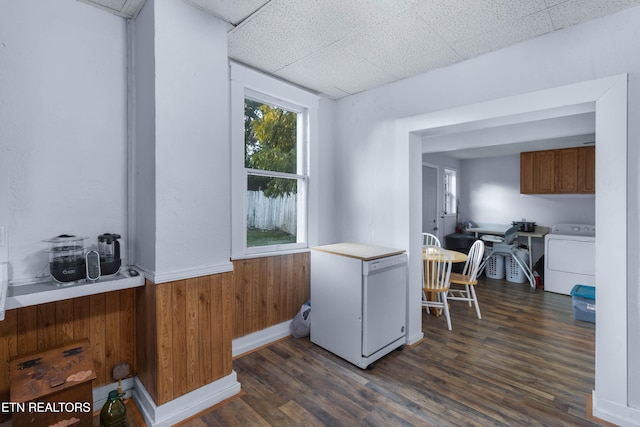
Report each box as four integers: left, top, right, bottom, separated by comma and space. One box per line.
184, 0, 640, 99
80, 0, 635, 158
422, 105, 597, 158
82, 0, 640, 99
78, 0, 146, 18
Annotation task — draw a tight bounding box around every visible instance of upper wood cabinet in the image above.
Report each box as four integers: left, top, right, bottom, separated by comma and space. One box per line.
556, 148, 580, 193
520, 146, 595, 194
578, 146, 596, 193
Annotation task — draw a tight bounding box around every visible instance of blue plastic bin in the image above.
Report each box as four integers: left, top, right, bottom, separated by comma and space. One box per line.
570, 284, 595, 323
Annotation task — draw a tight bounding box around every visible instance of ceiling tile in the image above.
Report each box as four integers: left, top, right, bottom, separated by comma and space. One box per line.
544, 0, 569, 6
338, 8, 460, 78
85, 0, 127, 11
377, 47, 463, 80
227, 0, 270, 24
490, 0, 548, 21
272, 0, 410, 43
184, 0, 268, 24
548, 0, 640, 30
222, 0, 640, 98
451, 10, 554, 59
78, 0, 145, 18
413, 0, 547, 43
413, 0, 505, 42
229, 3, 335, 68
275, 44, 397, 96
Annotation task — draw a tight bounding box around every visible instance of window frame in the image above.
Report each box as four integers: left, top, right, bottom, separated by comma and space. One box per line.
443, 168, 457, 215
230, 62, 319, 259
243, 91, 308, 254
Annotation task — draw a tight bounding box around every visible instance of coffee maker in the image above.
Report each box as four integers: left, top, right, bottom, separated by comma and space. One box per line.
98, 233, 121, 276
44, 234, 88, 283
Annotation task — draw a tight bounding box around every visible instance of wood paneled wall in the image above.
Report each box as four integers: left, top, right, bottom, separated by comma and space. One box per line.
135, 273, 233, 406
231, 252, 310, 338
0, 288, 136, 422
1, 251, 309, 415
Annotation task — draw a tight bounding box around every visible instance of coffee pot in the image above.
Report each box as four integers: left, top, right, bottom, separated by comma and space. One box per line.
44, 234, 88, 283
98, 233, 121, 276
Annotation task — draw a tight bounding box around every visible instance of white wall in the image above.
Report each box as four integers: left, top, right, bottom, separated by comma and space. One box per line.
0, 0, 128, 280
315, 97, 338, 246
132, 0, 157, 274
459, 153, 595, 265
421, 152, 597, 265
460, 154, 596, 226
333, 6, 640, 424
139, 0, 232, 282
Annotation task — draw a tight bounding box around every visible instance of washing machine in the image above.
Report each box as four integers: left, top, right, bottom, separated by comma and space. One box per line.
544, 224, 595, 295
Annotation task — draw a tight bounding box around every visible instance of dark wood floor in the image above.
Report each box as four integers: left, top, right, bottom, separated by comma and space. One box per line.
177, 277, 601, 426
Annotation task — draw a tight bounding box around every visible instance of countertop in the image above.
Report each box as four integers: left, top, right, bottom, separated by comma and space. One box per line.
467, 224, 549, 238
3, 267, 144, 313
312, 243, 406, 261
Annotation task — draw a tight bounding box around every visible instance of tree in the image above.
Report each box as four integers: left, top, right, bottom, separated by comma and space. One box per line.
245, 100, 298, 197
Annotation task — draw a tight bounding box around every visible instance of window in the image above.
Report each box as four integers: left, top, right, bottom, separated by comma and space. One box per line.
230, 62, 318, 258
244, 96, 307, 250
443, 168, 457, 215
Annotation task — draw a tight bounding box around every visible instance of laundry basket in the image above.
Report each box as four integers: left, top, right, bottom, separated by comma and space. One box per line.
505, 249, 530, 283
485, 254, 505, 279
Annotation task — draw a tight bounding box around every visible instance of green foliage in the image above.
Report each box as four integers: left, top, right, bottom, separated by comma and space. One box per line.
246, 227, 295, 247
245, 99, 298, 197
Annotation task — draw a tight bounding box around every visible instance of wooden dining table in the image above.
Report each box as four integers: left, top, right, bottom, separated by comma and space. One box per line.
422, 247, 468, 316
422, 246, 468, 263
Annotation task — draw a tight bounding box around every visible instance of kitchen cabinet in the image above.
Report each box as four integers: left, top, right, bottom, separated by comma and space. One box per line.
520, 147, 595, 194
519, 151, 535, 194
556, 148, 580, 193
578, 146, 596, 193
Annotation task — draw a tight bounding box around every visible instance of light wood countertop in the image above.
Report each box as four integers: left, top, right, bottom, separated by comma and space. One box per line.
312, 243, 405, 261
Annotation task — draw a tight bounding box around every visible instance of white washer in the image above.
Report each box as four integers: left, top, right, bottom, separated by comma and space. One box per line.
544, 224, 595, 295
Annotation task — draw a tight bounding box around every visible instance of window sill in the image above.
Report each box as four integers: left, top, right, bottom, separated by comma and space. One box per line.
231, 247, 310, 261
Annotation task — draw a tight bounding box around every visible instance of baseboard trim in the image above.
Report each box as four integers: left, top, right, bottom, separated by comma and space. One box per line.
232, 320, 292, 358
406, 331, 424, 346
132, 372, 241, 427
592, 390, 640, 427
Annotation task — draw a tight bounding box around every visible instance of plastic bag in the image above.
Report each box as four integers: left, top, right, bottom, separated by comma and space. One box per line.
290, 300, 311, 338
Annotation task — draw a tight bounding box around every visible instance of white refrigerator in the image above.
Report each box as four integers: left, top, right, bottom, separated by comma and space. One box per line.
310, 243, 407, 369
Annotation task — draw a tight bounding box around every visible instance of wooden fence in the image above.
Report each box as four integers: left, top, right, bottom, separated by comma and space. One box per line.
247, 191, 297, 234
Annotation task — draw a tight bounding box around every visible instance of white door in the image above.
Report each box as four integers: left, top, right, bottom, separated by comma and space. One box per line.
422, 165, 439, 239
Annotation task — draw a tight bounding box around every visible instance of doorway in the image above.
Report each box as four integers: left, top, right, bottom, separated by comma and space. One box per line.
397, 74, 628, 424
422, 164, 439, 241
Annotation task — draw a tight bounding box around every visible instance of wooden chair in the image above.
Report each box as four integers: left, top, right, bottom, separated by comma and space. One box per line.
447, 239, 485, 319
421, 232, 441, 247
422, 246, 453, 330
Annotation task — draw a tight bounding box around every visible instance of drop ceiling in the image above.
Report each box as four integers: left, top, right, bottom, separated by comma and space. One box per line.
78, 0, 146, 18
83, 0, 640, 99
184, 0, 640, 99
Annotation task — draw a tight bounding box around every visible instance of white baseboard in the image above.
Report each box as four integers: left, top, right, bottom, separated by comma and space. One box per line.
592, 391, 640, 427
92, 321, 291, 425
232, 320, 292, 358
406, 331, 424, 346
132, 372, 240, 427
